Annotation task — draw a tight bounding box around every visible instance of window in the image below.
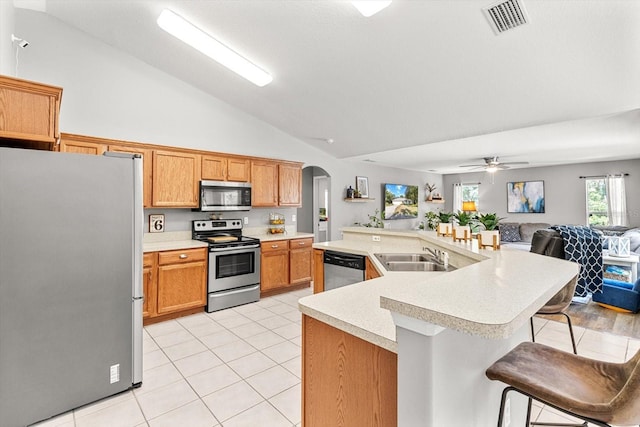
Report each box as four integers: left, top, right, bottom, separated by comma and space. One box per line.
586, 178, 608, 226
453, 183, 479, 212
462, 184, 479, 205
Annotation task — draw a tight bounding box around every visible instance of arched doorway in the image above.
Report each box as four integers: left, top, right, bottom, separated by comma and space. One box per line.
298, 166, 331, 242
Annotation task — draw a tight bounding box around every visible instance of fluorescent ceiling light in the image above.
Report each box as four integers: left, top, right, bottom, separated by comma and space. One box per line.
157, 9, 272, 87
352, 1, 392, 17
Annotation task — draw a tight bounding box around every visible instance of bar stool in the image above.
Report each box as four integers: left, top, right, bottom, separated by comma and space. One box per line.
530, 229, 578, 354
486, 341, 640, 427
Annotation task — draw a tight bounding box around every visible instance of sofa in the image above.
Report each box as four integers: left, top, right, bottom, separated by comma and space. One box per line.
498, 222, 552, 251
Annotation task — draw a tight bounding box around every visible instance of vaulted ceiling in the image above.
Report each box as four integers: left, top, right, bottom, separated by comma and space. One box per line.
28, 0, 640, 173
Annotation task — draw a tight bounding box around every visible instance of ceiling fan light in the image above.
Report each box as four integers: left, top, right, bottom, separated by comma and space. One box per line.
486, 166, 498, 173
352, 1, 392, 17
157, 9, 272, 87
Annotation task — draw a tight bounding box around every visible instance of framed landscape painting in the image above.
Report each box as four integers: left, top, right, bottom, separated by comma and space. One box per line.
507, 180, 545, 213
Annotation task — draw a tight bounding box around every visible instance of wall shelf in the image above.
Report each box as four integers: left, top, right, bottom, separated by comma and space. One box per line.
344, 198, 376, 203
425, 199, 445, 204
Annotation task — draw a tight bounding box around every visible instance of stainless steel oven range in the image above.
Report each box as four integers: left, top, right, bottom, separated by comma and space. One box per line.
192, 219, 260, 312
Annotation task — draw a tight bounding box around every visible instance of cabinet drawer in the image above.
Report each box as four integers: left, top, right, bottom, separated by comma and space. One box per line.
289, 238, 313, 249
261, 240, 288, 253
158, 248, 207, 265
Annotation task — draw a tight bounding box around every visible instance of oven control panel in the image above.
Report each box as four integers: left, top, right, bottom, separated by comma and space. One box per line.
193, 219, 243, 232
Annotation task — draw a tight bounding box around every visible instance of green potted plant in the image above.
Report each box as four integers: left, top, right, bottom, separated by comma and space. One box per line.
354, 209, 384, 228
436, 211, 454, 235
476, 213, 503, 231
477, 212, 504, 248
453, 210, 477, 240
424, 211, 439, 231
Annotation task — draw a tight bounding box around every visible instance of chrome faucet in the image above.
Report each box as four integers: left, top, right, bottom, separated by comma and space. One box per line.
423, 247, 449, 268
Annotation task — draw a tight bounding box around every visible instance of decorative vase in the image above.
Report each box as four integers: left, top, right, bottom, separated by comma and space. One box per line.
453, 225, 471, 242
437, 223, 452, 236
479, 230, 500, 250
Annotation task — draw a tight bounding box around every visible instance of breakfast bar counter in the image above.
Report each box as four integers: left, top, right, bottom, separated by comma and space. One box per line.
298, 227, 579, 426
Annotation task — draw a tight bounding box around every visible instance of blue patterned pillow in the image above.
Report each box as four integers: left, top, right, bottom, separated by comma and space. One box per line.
500, 223, 521, 242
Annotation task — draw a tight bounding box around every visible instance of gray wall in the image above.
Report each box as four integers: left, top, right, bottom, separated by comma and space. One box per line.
13, 8, 441, 234
0, 1, 16, 75
443, 159, 640, 227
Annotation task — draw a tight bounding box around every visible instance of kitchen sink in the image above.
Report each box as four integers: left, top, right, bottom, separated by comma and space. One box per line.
374, 253, 432, 262
373, 253, 456, 272
384, 261, 451, 272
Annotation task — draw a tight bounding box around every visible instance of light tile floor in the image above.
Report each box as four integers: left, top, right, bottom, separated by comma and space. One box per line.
33, 288, 640, 427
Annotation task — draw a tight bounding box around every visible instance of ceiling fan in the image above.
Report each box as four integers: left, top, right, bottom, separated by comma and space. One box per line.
459, 156, 529, 173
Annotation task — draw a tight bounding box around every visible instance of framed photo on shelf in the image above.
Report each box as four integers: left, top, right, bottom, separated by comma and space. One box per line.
356, 176, 369, 198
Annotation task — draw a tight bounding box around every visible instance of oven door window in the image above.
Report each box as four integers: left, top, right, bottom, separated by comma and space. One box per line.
216, 251, 255, 279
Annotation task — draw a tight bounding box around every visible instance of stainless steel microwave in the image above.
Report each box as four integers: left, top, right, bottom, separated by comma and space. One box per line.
198, 180, 252, 211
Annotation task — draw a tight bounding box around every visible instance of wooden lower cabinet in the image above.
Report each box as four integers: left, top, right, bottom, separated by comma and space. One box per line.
261, 238, 313, 295
365, 256, 382, 280
289, 238, 313, 284
302, 315, 397, 427
260, 240, 290, 292
143, 252, 157, 319
144, 248, 207, 324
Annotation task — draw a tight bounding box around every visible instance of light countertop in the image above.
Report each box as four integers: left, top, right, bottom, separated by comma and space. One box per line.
143, 230, 314, 252
245, 231, 314, 242
298, 228, 579, 352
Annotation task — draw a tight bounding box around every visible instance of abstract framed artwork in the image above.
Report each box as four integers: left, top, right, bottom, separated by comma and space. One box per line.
507, 180, 545, 213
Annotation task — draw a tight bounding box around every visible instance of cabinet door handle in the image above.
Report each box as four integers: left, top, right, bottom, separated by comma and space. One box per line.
298, 242, 305, 246
179, 254, 188, 259
271, 245, 279, 249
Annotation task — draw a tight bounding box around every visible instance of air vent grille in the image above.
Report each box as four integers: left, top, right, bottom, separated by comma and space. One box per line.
483, 0, 530, 34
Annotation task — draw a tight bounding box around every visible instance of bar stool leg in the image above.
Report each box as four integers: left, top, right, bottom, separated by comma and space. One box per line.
560, 312, 578, 355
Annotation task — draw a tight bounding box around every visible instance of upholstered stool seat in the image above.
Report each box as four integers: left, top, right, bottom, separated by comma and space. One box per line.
486, 341, 640, 426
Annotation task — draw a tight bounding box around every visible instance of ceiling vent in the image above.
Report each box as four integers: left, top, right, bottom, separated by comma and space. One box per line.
483, 0, 530, 35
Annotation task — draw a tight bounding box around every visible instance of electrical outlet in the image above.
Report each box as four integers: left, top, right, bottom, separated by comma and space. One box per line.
110, 364, 120, 384
372, 235, 381, 242
149, 214, 164, 233
243, 217, 249, 225
504, 397, 511, 427
292, 214, 297, 222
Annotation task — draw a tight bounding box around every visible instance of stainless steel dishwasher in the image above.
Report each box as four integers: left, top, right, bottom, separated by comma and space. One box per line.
323, 250, 366, 291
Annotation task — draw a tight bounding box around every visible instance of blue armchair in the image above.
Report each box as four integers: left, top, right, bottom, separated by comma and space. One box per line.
592, 277, 640, 313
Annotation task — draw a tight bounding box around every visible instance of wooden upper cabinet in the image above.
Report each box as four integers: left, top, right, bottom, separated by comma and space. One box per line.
0, 75, 62, 149
108, 144, 153, 208
152, 150, 201, 207
201, 155, 226, 181
251, 160, 279, 207
59, 134, 106, 155
226, 157, 250, 182
202, 155, 250, 182
279, 163, 302, 207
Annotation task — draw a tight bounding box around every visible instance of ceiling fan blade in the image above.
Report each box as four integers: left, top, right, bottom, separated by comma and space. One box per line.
501, 161, 529, 166
459, 164, 486, 168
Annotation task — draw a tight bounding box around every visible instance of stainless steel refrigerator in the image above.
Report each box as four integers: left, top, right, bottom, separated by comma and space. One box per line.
0, 147, 143, 427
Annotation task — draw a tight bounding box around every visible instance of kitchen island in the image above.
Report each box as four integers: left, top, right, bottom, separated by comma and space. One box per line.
299, 227, 579, 426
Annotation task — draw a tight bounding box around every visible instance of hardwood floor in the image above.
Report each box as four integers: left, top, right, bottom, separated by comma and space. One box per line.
538, 301, 640, 340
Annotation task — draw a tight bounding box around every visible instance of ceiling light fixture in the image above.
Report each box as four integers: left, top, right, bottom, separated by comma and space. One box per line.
486, 166, 498, 173
351, 1, 392, 17
157, 9, 272, 87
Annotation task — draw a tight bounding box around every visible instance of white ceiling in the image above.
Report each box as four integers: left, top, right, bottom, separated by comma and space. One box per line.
31, 0, 640, 173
